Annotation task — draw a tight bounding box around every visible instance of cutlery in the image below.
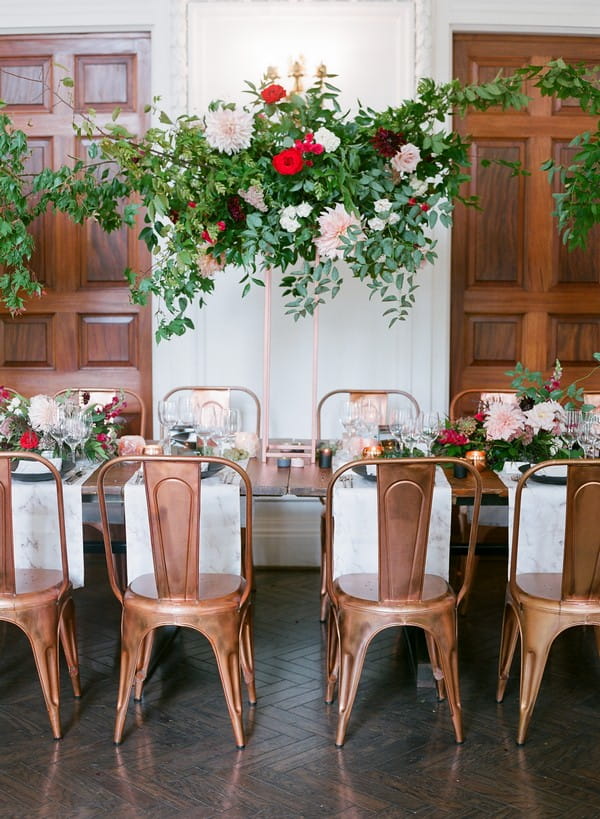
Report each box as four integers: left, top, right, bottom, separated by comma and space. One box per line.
65, 468, 84, 484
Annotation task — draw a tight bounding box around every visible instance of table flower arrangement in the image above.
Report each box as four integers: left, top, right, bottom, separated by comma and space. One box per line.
0, 387, 127, 461
434, 356, 600, 471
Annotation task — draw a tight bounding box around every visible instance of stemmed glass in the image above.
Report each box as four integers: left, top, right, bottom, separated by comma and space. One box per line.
194, 404, 219, 455
420, 411, 442, 457
49, 404, 68, 460
158, 398, 178, 454
63, 408, 92, 466
388, 407, 414, 454
339, 400, 360, 455
576, 413, 598, 458
562, 409, 582, 455
356, 400, 379, 440
220, 408, 241, 454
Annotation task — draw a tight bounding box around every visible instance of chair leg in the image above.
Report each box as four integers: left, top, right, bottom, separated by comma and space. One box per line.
114, 614, 145, 744
59, 595, 81, 698
427, 616, 464, 744
335, 614, 371, 747
594, 625, 600, 658
206, 612, 246, 749
133, 630, 155, 701
515, 618, 555, 745
240, 604, 257, 705
27, 609, 62, 739
325, 607, 339, 704
319, 508, 329, 622
496, 600, 520, 703
424, 629, 447, 701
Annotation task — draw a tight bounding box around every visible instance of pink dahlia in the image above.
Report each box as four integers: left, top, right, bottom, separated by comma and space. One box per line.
204, 107, 254, 155
314, 204, 361, 260
484, 402, 527, 442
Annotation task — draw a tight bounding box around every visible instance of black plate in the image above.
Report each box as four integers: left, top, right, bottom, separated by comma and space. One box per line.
11, 462, 66, 482
518, 464, 567, 485
201, 462, 226, 480
352, 465, 377, 482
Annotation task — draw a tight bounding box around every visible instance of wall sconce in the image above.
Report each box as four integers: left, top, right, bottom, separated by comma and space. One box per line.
264, 57, 329, 96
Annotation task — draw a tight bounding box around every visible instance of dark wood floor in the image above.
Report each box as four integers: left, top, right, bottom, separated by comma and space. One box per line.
1, 551, 600, 817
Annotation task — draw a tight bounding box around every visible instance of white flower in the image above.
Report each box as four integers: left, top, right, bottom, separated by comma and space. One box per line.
296, 201, 312, 218
94, 404, 104, 412
28, 394, 58, 432
313, 126, 340, 152
368, 217, 386, 232
280, 214, 301, 232
390, 142, 421, 174
409, 175, 428, 196
374, 198, 392, 213
388, 212, 400, 225
525, 400, 564, 434
204, 107, 254, 155
281, 205, 297, 219
376, 254, 387, 264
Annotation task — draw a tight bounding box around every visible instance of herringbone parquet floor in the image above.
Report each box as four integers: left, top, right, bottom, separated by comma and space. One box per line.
1, 552, 600, 818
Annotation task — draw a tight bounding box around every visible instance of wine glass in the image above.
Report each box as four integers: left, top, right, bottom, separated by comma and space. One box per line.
562, 409, 581, 454
194, 404, 218, 454
63, 409, 91, 466
339, 400, 360, 455
158, 398, 178, 454
421, 411, 442, 457
220, 408, 241, 453
49, 404, 68, 460
388, 407, 414, 453
576, 413, 597, 458
177, 396, 195, 430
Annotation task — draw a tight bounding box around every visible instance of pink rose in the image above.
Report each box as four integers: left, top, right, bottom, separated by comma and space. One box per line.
390, 143, 421, 174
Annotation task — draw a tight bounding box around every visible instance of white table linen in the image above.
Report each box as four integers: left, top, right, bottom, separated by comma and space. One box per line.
498, 465, 566, 575
123, 467, 243, 582
332, 466, 452, 580
12, 468, 91, 589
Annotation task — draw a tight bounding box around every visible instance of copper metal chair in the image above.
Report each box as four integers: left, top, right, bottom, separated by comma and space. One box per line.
317, 388, 421, 622
162, 386, 261, 437
54, 387, 147, 438
496, 459, 600, 744
324, 456, 483, 746
0, 452, 81, 738
97, 454, 256, 748
449, 388, 517, 421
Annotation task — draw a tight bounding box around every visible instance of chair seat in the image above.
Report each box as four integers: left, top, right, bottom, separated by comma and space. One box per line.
335, 573, 451, 605
128, 573, 246, 604
0, 569, 66, 599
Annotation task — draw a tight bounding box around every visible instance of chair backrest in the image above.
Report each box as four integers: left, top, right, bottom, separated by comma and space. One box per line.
511, 460, 600, 601
317, 389, 420, 440
449, 388, 517, 421
163, 386, 261, 436
96, 455, 253, 604
54, 388, 147, 438
325, 457, 482, 606
0, 452, 69, 596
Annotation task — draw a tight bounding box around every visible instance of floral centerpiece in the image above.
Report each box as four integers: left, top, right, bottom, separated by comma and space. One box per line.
434, 356, 600, 471
0, 388, 127, 462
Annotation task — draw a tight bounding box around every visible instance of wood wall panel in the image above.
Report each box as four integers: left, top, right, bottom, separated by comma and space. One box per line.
0, 57, 51, 108
467, 315, 521, 366
80, 315, 137, 367
0, 33, 152, 409
551, 316, 600, 364
74, 54, 136, 111
468, 142, 524, 284
452, 34, 600, 398
553, 142, 600, 285
1, 316, 53, 367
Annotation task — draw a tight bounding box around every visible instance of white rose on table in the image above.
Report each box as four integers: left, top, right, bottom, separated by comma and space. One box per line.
235, 432, 259, 457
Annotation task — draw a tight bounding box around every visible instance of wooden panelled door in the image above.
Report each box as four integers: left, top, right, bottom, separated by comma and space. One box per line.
0, 33, 152, 413
451, 33, 600, 399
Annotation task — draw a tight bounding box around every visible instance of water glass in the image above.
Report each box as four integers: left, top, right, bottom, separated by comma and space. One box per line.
158, 398, 178, 454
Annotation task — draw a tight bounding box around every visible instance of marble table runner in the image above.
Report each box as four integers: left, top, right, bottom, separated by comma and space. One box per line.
331, 466, 452, 580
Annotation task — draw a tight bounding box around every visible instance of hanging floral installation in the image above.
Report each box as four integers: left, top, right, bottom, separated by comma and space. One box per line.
0, 59, 598, 341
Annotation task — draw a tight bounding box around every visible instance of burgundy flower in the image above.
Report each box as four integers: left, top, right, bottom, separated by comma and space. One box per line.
227, 195, 246, 223
371, 127, 405, 158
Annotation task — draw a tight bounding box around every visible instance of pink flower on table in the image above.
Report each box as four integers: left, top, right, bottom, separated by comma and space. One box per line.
390, 143, 421, 175
525, 400, 564, 434
484, 402, 527, 442
314, 203, 361, 260
28, 394, 59, 432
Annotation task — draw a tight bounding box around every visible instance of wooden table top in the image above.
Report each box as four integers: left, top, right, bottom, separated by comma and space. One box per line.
81, 458, 508, 501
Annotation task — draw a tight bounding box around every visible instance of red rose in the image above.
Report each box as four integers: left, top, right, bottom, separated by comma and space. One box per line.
261, 84, 286, 104
272, 148, 304, 175
20, 429, 39, 450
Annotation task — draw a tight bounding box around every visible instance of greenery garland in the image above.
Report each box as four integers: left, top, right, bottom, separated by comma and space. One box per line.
0, 59, 598, 341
